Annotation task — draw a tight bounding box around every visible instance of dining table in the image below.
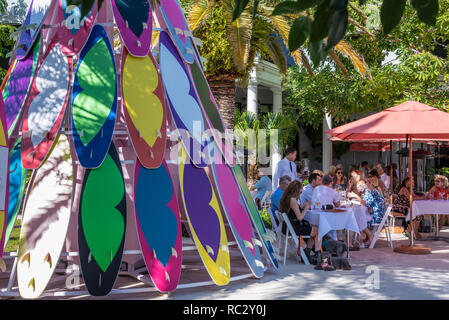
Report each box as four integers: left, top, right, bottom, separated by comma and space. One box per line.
304, 207, 360, 258
408, 199, 449, 238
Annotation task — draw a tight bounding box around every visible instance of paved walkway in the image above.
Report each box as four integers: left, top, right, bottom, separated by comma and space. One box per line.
2, 229, 449, 300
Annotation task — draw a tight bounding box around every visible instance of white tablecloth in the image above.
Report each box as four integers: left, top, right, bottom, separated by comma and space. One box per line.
407, 200, 449, 221
352, 205, 371, 231
304, 208, 360, 241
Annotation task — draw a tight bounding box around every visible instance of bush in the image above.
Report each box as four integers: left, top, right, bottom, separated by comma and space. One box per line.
259, 208, 272, 230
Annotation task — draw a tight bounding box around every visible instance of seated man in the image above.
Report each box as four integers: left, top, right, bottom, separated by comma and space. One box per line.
311, 175, 341, 209
270, 175, 292, 225
311, 175, 340, 240
299, 173, 322, 205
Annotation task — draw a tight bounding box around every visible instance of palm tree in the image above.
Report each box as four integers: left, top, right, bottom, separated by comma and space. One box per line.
187, 0, 371, 129
234, 109, 299, 185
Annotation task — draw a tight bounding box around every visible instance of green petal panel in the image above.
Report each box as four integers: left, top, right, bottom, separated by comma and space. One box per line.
72, 38, 116, 147
81, 153, 125, 272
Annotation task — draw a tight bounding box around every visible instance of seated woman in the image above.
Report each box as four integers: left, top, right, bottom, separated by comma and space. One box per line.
368, 169, 390, 203
334, 168, 348, 192
279, 180, 317, 259
427, 175, 449, 230
364, 177, 386, 226
392, 177, 426, 239
427, 175, 449, 199
347, 178, 381, 246
346, 170, 360, 194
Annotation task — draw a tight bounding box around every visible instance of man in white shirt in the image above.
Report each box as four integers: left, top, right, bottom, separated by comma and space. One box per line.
299, 173, 322, 205
311, 175, 340, 209
377, 163, 390, 189
272, 147, 298, 189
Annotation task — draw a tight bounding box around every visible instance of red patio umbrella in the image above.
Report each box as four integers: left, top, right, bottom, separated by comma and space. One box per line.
327, 101, 449, 252
328, 101, 449, 141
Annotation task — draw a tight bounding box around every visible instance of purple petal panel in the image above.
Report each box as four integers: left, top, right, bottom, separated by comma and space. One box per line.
4, 55, 34, 131
183, 162, 220, 261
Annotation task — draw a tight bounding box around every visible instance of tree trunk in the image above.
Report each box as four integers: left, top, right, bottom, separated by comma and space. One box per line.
206, 74, 236, 130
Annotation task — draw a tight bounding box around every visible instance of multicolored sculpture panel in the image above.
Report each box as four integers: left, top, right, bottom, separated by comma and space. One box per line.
0, 0, 278, 298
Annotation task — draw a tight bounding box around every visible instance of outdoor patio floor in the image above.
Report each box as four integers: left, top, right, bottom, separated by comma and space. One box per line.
2, 228, 449, 300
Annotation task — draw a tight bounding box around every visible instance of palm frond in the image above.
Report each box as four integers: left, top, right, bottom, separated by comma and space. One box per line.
222, 0, 253, 72
256, 4, 313, 75
329, 49, 349, 79
263, 34, 288, 73
348, 17, 375, 39
260, 112, 300, 150
188, 0, 215, 32
335, 40, 372, 79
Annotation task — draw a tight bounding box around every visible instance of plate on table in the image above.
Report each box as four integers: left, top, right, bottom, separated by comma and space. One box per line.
328, 208, 347, 213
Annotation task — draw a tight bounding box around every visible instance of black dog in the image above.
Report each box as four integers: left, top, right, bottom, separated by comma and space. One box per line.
317, 235, 352, 271
322, 235, 348, 257
314, 252, 335, 271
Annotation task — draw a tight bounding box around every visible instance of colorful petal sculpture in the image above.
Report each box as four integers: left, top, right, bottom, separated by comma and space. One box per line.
122, 49, 167, 168
21, 41, 72, 169
17, 135, 72, 299
78, 142, 126, 296
72, 25, 117, 168
232, 164, 279, 269
0, 95, 9, 257
154, 0, 194, 64
188, 52, 235, 167
2, 36, 40, 136
159, 31, 209, 168
16, 0, 52, 60
57, 0, 98, 56
134, 160, 182, 292
4, 138, 28, 250
209, 142, 264, 278
111, 0, 152, 57
178, 145, 230, 285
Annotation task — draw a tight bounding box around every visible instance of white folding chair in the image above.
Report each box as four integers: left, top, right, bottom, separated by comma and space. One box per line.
369, 205, 393, 249
260, 191, 273, 209
276, 210, 310, 265
267, 207, 281, 234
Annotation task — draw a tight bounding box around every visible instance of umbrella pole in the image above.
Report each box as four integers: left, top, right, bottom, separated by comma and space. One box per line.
394, 135, 430, 255
409, 135, 414, 246
390, 140, 393, 204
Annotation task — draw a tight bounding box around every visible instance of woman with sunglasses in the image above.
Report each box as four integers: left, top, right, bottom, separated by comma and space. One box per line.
334, 169, 348, 191
427, 175, 449, 200
426, 175, 449, 231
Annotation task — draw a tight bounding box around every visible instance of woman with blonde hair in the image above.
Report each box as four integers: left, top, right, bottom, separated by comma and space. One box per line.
427, 175, 449, 230
346, 170, 361, 194
327, 165, 337, 179
279, 180, 316, 259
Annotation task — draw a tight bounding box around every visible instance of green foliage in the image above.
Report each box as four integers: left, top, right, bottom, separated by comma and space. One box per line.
194, 6, 243, 78
67, 0, 105, 18
234, 109, 300, 153
259, 207, 272, 229
232, 0, 445, 66
284, 0, 449, 128
0, 0, 6, 13
0, 25, 17, 84
272, 0, 324, 16
288, 16, 312, 52
380, 0, 406, 34
5, 219, 21, 252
